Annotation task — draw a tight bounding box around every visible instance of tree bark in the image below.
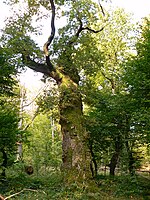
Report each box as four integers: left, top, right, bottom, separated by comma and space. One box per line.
109, 137, 121, 176
109, 152, 119, 176
21, 0, 105, 182
59, 76, 91, 181
125, 141, 135, 175
22, 43, 92, 182
89, 141, 97, 177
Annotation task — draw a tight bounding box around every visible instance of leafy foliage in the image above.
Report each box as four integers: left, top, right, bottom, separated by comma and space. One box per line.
0, 47, 17, 96
1, 170, 150, 199
0, 98, 21, 175
24, 114, 62, 173
125, 18, 150, 104
84, 14, 150, 175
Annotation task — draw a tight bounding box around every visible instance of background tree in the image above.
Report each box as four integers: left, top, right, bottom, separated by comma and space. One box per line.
0, 47, 21, 178
81, 8, 135, 175
24, 113, 62, 175
0, 101, 20, 177
84, 16, 150, 176
123, 17, 150, 173
0, 47, 17, 96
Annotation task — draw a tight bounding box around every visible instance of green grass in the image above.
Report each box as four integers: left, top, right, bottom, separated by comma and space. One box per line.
0, 168, 150, 200
95, 174, 150, 200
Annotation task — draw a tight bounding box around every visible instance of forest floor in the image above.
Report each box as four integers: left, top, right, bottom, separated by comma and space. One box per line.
0, 167, 150, 200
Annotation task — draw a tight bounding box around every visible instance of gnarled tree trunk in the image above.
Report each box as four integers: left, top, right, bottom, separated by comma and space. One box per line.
59, 76, 91, 181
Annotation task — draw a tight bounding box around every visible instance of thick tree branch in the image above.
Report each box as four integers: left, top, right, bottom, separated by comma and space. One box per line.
43, 0, 55, 56
75, 18, 84, 38
43, 0, 56, 74
22, 55, 62, 84
22, 0, 62, 84
22, 55, 52, 76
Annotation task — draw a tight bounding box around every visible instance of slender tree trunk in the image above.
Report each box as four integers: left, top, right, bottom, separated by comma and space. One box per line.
128, 152, 135, 175
109, 152, 119, 176
89, 141, 97, 177
59, 77, 91, 182
16, 142, 23, 161
1, 149, 7, 178
109, 138, 121, 176
125, 141, 135, 175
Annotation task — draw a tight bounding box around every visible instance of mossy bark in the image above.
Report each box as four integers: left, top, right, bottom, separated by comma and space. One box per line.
59, 76, 91, 182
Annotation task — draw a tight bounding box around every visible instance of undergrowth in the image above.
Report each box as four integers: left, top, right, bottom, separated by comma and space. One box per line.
0, 166, 150, 200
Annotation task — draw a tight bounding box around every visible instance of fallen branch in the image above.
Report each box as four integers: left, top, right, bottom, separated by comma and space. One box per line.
4, 188, 45, 200
0, 195, 4, 200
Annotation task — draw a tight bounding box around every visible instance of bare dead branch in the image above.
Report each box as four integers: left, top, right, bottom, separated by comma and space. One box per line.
43, 0, 56, 73
41, 0, 63, 84
98, 0, 105, 17
23, 85, 48, 108
23, 107, 39, 131
43, 0, 55, 56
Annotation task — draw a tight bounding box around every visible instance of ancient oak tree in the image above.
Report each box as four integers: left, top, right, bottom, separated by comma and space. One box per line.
3, 0, 105, 181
